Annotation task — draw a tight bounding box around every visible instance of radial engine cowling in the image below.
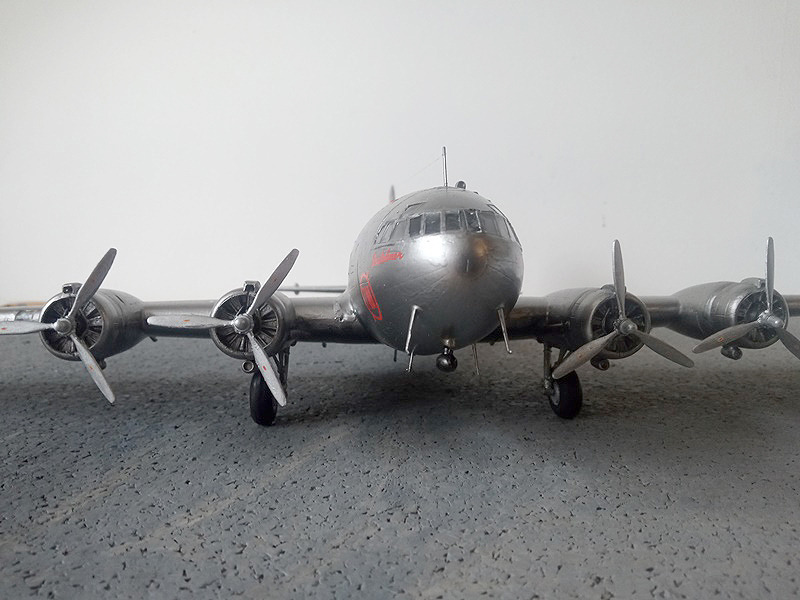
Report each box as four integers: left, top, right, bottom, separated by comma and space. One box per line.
541, 286, 652, 360
39, 285, 146, 361
670, 278, 789, 350
209, 284, 295, 359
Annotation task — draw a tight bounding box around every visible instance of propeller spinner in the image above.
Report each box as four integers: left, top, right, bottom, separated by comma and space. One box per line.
146, 249, 299, 406
552, 240, 694, 380
0, 248, 118, 403
693, 238, 800, 360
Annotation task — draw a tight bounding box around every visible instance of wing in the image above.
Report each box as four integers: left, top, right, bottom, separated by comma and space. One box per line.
499, 239, 800, 378
278, 284, 347, 295
503, 294, 800, 342
143, 296, 373, 344
0, 248, 373, 406
0, 292, 372, 393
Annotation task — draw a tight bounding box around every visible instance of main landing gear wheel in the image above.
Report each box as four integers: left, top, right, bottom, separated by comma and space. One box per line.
249, 371, 279, 426
543, 344, 583, 419
548, 371, 583, 419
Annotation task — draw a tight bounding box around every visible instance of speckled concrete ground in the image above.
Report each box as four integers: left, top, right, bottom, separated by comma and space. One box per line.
1, 327, 798, 599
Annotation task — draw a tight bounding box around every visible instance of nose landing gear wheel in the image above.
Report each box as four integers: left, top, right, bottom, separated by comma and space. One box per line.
547, 371, 583, 419
250, 371, 279, 426
436, 348, 458, 372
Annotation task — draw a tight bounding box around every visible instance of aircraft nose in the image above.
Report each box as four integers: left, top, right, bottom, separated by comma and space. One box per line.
459, 236, 490, 277
415, 234, 500, 280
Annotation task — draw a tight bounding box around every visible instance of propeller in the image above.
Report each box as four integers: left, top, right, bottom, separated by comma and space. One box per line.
146, 248, 299, 406
693, 238, 800, 360
0, 248, 118, 403
552, 240, 694, 380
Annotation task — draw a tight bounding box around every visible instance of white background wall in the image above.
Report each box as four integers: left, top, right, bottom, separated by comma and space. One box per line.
1, 1, 798, 304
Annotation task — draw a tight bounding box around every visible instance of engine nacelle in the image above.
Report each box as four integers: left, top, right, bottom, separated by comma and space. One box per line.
209, 283, 295, 359
670, 278, 788, 349
541, 286, 652, 359
39, 285, 146, 361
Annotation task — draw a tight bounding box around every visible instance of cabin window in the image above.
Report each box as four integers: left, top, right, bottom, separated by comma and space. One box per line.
424, 212, 441, 235
464, 209, 481, 233
444, 211, 461, 231
408, 216, 422, 237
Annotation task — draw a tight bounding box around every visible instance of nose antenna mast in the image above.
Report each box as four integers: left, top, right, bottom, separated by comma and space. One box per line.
442, 146, 448, 187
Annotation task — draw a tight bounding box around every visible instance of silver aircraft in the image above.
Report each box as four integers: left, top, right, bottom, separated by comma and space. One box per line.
2, 180, 799, 425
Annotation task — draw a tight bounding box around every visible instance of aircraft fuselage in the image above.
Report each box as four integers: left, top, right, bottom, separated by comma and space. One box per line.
345, 186, 524, 355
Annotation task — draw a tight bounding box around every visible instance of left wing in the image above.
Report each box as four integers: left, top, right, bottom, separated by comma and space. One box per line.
501, 238, 800, 378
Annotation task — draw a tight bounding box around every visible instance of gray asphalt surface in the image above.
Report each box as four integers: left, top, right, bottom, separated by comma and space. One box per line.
1, 328, 799, 599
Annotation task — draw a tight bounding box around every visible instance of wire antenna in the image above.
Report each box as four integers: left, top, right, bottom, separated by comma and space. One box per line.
442, 146, 448, 187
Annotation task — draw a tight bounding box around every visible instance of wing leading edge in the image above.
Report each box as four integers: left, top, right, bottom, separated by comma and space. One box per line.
501, 238, 800, 376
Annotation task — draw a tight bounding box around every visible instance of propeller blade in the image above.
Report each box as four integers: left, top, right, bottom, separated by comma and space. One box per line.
0, 321, 53, 335
631, 330, 694, 368
693, 321, 760, 354
552, 331, 618, 379
776, 328, 800, 361
247, 332, 287, 406
67, 248, 117, 320
70, 333, 115, 404
766, 237, 775, 312
612, 240, 626, 319
147, 315, 230, 329
246, 249, 300, 317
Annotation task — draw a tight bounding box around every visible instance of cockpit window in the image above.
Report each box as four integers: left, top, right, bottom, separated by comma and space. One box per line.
479, 211, 500, 236
506, 221, 520, 243
424, 212, 441, 235
464, 209, 481, 233
375, 221, 393, 244
402, 202, 424, 215
489, 205, 519, 242
495, 214, 511, 239
408, 216, 422, 237
381, 207, 518, 244
389, 219, 407, 241
444, 211, 461, 231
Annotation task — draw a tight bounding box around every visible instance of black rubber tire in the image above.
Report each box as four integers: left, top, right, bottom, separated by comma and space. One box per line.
249, 372, 279, 426
548, 371, 583, 419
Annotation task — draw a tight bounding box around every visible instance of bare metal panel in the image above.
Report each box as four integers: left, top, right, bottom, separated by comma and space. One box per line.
0, 306, 41, 322
640, 296, 681, 328
290, 297, 373, 344
141, 300, 217, 339
785, 295, 800, 317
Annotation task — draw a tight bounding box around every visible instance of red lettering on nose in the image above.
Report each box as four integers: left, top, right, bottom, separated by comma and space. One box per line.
372, 249, 404, 267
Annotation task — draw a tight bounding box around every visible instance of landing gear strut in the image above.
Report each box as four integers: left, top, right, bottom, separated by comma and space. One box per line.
249, 348, 290, 426
543, 344, 583, 419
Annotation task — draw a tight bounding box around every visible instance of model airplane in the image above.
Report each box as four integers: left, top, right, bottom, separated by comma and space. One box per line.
2, 180, 799, 425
